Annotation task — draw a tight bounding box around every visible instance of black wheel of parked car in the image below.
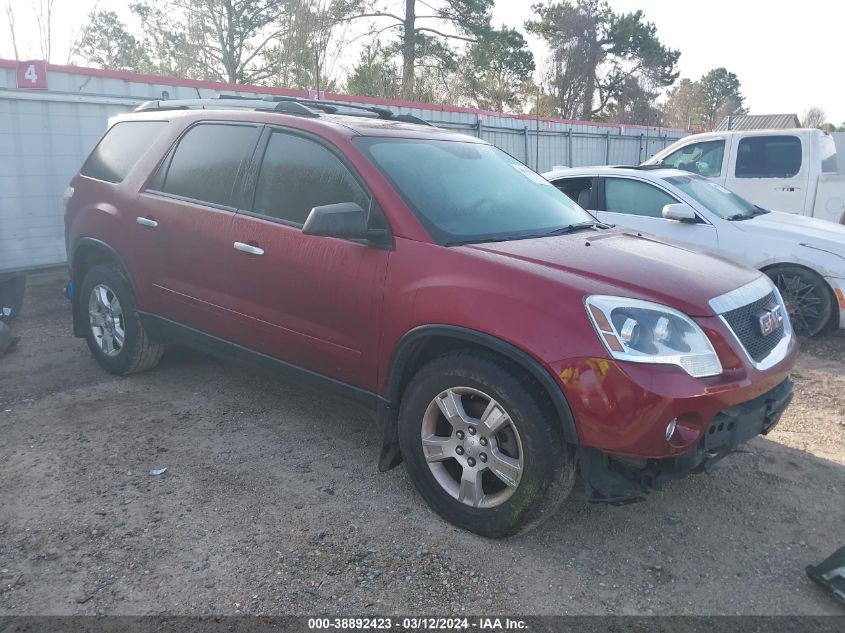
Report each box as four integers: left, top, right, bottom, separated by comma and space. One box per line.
398, 351, 576, 538
80, 264, 164, 374
766, 266, 833, 337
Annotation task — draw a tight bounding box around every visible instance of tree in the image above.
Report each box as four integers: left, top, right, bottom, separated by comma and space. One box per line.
461, 27, 535, 111
128, 0, 281, 84
72, 11, 150, 71
697, 67, 744, 129
4, 0, 20, 60
33, 0, 56, 61
335, 0, 494, 99
802, 106, 826, 129
526, 0, 679, 120
264, 0, 346, 90
345, 43, 401, 98
662, 78, 699, 129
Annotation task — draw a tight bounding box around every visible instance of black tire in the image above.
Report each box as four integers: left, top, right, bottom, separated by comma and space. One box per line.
398, 351, 576, 538
79, 263, 164, 374
765, 266, 833, 337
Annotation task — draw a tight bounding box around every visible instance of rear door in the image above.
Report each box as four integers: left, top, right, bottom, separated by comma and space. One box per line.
222, 127, 390, 389
724, 134, 809, 215
596, 176, 719, 254
135, 121, 261, 335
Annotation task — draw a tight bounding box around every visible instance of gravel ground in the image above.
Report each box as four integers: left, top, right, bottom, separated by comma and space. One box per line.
1, 271, 843, 616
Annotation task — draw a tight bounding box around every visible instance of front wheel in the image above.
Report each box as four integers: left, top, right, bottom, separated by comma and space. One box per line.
80, 264, 164, 374
398, 352, 575, 538
766, 266, 833, 337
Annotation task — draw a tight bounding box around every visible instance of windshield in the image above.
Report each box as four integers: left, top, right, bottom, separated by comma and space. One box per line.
354, 137, 593, 244
663, 173, 759, 220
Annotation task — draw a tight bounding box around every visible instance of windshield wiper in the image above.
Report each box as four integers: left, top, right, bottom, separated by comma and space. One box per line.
752, 205, 770, 215
542, 221, 610, 236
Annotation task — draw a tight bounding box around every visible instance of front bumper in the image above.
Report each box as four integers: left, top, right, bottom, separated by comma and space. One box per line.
580, 378, 793, 504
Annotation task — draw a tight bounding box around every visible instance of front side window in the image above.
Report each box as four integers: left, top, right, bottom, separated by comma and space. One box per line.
660, 140, 725, 177
603, 178, 679, 218
251, 132, 368, 225
354, 138, 592, 244
735, 135, 802, 178
152, 123, 259, 207
81, 121, 168, 183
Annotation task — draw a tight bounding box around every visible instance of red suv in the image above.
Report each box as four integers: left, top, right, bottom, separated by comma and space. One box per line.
65, 97, 796, 537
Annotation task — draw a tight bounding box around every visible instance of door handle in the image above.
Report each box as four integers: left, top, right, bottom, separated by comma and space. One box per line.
136, 216, 158, 228
233, 241, 264, 256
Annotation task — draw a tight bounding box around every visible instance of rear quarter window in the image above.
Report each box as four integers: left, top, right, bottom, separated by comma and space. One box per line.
80, 121, 168, 183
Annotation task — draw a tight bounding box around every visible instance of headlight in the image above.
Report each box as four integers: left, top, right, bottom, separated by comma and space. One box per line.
584, 295, 722, 378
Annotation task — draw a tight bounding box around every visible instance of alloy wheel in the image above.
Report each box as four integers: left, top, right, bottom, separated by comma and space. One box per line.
420, 386, 524, 509
776, 273, 822, 335
88, 283, 125, 357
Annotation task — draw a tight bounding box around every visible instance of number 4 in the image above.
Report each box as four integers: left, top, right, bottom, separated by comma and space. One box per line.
24, 64, 38, 84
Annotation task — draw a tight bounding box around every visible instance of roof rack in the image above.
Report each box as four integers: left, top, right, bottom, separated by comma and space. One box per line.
134, 94, 433, 126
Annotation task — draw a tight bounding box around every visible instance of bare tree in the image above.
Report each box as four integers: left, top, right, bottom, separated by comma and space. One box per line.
802, 106, 827, 129
4, 0, 20, 60
32, 0, 56, 61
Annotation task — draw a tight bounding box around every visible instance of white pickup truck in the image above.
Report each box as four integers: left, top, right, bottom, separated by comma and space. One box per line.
645, 128, 845, 224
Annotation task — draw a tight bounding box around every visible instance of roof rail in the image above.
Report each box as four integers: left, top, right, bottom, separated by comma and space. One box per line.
134, 94, 433, 126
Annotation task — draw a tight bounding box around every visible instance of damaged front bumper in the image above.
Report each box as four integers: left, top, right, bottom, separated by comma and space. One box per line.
581, 378, 794, 504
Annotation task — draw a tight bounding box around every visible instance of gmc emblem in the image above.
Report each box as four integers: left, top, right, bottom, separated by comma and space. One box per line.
757, 305, 783, 337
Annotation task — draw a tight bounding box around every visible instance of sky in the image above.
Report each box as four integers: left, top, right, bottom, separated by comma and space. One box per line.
3, 0, 843, 123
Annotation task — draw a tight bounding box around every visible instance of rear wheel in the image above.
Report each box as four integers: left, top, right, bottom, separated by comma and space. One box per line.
399, 352, 575, 537
80, 264, 164, 374
766, 266, 833, 337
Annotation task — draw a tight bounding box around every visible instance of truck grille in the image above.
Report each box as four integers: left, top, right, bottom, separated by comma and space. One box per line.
722, 291, 785, 362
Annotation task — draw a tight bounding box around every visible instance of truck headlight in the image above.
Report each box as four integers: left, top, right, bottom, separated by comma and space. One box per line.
585, 295, 722, 378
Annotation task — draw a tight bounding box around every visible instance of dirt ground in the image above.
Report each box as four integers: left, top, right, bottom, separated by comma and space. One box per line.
1, 270, 843, 616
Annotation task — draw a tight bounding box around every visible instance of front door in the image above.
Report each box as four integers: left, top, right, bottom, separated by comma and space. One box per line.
596, 176, 719, 255
223, 128, 390, 389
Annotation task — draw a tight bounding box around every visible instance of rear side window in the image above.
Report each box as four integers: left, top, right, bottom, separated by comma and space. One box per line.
735, 135, 802, 178
251, 131, 368, 225
81, 121, 168, 183
152, 123, 259, 207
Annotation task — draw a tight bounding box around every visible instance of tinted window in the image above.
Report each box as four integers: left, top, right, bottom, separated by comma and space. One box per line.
735, 135, 802, 178
604, 178, 678, 218
355, 138, 592, 245
660, 140, 725, 177
155, 123, 258, 207
81, 121, 168, 183
252, 132, 368, 225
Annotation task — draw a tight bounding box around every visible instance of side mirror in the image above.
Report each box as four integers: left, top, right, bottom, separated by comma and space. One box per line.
662, 203, 698, 223
302, 202, 388, 245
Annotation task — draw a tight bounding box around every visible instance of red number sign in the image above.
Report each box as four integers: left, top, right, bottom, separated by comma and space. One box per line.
16, 60, 48, 90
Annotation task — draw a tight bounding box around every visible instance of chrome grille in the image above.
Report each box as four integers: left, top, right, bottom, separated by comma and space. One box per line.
722, 291, 785, 362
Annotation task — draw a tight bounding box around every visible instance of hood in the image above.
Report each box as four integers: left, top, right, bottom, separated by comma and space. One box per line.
740, 211, 845, 250
463, 229, 761, 317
